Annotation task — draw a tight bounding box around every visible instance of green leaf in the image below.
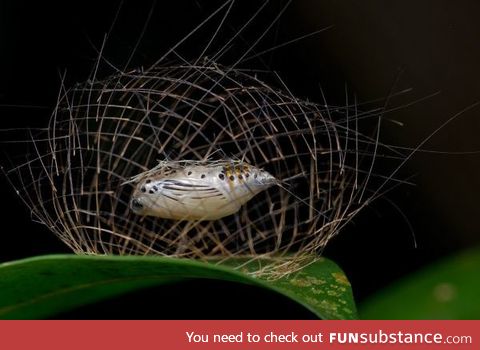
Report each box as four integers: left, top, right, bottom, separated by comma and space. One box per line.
0, 254, 356, 319
360, 247, 480, 319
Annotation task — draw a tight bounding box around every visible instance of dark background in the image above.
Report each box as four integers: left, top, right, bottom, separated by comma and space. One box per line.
1, 1, 479, 317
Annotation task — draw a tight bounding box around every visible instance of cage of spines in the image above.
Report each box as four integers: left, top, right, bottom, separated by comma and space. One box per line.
3, 58, 396, 278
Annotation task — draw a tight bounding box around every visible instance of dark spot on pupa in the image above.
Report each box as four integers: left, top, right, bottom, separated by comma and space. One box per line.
229, 175, 235, 181
141, 187, 146, 193
254, 174, 258, 179
146, 179, 151, 184
153, 186, 158, 191
246, 173, 250, 177
149, 190, 154, 194
219, 173, 225, 180
201, 174, 205, 178
131, 199, 143, 209
188, 171, 192, 175
238, 174, 243, 180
